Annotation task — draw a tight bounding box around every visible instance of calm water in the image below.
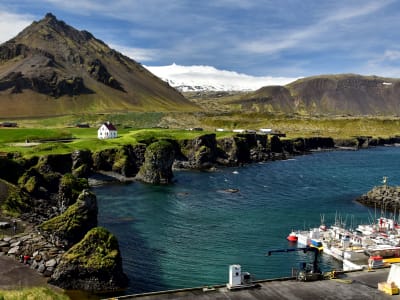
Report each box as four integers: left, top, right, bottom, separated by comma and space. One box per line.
94, 146, 400, 294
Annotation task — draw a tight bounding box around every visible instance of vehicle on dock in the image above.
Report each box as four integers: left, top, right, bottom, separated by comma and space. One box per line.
266, 246, 323, 281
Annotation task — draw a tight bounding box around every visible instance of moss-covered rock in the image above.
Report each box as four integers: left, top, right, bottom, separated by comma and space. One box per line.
0, 178, 31, 217
39, 189, 97, 248
18, 168, 45, 196
58, 173, 89, 210
71, 149, 93, 178
92, 148, 117, 171
136, 140, 175, 184
50, 227, 128, 292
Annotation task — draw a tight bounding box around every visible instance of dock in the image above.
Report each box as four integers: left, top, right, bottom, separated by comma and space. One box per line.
106, 268, 399, 300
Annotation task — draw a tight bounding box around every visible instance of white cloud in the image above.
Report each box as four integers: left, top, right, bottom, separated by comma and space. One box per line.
0, 12, 33, 43
110, 44, 158, 62
240, 0, 393, 56
145, 63, 299, 91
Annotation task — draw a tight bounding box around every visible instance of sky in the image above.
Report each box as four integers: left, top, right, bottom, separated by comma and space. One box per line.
1, 0, 400, 82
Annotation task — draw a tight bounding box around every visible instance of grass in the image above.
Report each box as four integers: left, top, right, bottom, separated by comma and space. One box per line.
0, 126, 235, 157
0, 287, 69, 300
1, 113, 400, 157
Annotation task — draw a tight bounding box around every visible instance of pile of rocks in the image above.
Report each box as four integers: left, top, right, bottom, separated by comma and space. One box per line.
0, 231, 64, 277
356, 185, 400, 212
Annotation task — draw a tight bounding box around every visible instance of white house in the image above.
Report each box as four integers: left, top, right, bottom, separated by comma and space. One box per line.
97, 121, 118, 139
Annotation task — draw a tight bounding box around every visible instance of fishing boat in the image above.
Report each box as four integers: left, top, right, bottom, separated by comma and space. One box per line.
286, 231, 298, 242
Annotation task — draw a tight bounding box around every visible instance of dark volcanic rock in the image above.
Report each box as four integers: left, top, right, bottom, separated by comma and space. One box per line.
49, 227, 128, 292
136, 140, 175, 184
356, 185, 400, 212
71, 149, 93, 178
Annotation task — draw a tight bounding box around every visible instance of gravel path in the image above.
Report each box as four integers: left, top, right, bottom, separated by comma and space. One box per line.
0, 254, 49, 290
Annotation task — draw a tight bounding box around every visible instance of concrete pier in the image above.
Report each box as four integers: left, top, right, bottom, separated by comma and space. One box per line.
106, 268, 400, 300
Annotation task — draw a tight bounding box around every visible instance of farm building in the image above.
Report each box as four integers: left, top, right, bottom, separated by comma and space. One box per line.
97, 121, 118, 139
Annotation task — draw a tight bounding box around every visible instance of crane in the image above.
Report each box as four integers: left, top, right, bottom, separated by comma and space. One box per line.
266, 246, 323, 281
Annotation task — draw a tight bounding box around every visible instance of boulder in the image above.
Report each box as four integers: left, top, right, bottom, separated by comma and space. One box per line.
50, 227, 128, 292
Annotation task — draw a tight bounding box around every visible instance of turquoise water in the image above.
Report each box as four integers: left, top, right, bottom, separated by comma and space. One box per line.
95, 146, 400, 293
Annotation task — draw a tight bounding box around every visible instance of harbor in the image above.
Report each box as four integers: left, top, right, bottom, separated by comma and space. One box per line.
289, 213, 400, 272
107, 268, 399, 299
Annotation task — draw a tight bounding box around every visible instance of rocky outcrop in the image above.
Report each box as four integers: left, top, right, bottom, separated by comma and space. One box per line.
57, 173, 89, 211
71, 149, 93, 178
49, 227, 128, 292
136, 140, 175, 184
87, 59, 124, 91
0, 178, 31, 217
38, 189, 98, 249
356, 185, 400, 212
177, 134, 219, 169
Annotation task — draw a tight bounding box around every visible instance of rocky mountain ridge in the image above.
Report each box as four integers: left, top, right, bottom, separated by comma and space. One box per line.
0, 13, 196, 117
230, 74, 400, 116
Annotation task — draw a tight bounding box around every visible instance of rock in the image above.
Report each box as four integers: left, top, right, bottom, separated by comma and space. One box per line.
7, 246, 19, 255
50, 227, 128, 292
136, 140, 175, 184
45, 258, 57, 268
38, 189, 98, 249
356, 185, 400, 212
0, 241, 10, 247
71, 149, 93, 178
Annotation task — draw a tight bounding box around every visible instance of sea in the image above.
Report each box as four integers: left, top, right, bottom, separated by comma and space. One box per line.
94, 146, 400, 294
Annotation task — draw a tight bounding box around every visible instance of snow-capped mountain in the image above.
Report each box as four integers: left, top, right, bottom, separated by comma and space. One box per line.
145, 63, 298, 92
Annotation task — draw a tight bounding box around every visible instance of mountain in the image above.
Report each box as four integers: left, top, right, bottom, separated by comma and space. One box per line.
229, 74, 400, 116
0, 13, 196, 118
145, 64, 298, 92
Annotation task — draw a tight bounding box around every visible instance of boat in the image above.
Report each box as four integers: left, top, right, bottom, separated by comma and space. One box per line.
368, 255, 385, 269
287, 231, 298, 242
310, 238, 323, 252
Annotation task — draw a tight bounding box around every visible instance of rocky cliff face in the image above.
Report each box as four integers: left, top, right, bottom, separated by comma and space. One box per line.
39, 189, 98, 249
50, 227, 128, 292
135, 141, 175, 184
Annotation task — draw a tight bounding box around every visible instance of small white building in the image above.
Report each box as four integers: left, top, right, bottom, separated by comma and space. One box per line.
97, 121, 118, 139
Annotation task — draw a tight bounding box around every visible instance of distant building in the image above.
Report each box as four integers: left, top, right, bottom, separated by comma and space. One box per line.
259, 128, 272, 133
98, 121, 117, 139
188, 127, 203, 131
76, 123, 90, 128
232, 129, 245, 133
0, 122, 17, 127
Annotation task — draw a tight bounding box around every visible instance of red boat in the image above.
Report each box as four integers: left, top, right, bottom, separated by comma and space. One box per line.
287, 231, 298, 242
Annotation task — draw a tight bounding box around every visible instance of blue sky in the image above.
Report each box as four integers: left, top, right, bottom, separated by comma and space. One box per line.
1, 0, 400, 78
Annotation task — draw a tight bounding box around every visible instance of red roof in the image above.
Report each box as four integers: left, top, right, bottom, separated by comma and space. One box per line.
103, 122, 117, 131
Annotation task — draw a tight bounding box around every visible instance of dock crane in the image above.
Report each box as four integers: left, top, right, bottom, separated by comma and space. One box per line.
266, 246, 323, 281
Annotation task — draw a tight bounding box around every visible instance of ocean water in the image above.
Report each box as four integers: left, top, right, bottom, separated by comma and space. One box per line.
94, 146, 400, 294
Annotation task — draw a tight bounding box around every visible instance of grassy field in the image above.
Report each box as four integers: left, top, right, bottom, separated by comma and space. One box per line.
1, 113, 400, 157
0, 287, 69, 300
0, 127, 234, 156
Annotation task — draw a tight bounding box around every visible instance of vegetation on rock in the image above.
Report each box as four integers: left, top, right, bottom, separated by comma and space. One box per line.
50, 226, 128, 292
0, 178, 31, 217
39, 189, 97, 248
